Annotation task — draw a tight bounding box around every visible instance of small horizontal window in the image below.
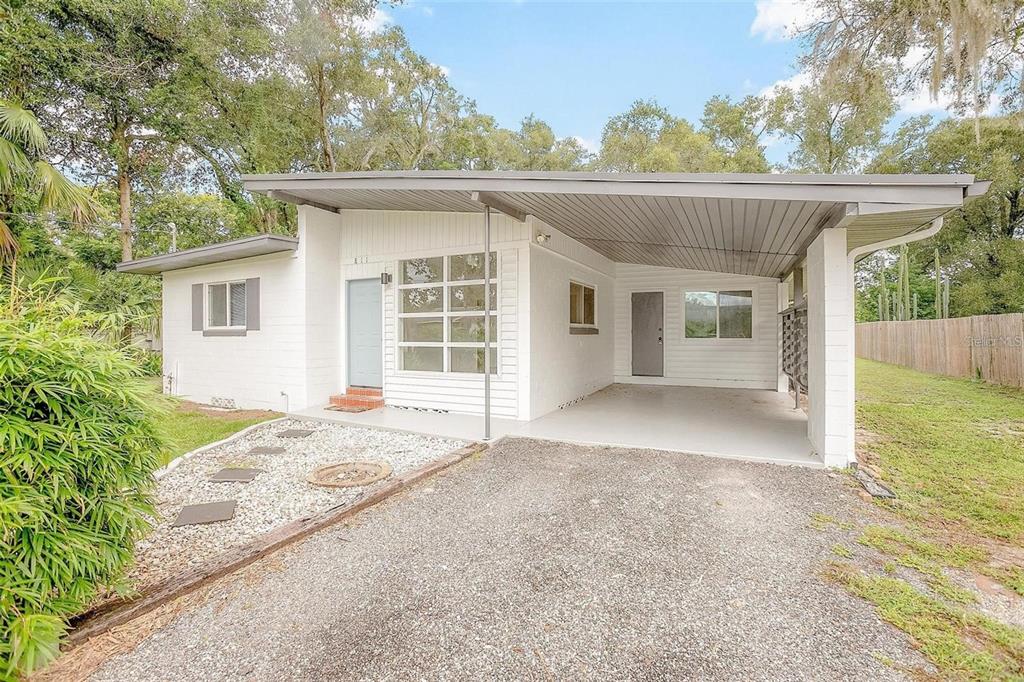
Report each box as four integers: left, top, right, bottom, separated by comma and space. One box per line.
684, 290, 752, 339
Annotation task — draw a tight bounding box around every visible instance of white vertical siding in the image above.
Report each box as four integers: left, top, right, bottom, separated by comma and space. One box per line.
613, 263, 781, 389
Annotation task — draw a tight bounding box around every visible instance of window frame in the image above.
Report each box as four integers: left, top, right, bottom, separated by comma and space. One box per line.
205, 279, 247, 330
569, 280, 598, 332
396, 252, 499, 376
682, 288, 756, 342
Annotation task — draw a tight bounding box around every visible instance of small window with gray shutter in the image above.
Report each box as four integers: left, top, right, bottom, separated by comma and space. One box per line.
206, 280, 246, 328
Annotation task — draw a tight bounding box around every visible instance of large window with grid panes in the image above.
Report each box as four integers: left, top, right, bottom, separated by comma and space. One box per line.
397, 252, 498, 374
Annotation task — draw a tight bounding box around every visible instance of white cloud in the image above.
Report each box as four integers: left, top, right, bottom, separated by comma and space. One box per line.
572, 136, 599, 154
758, 69, 812, 97
750, 0, 817, 41
898, 85, 1000, 116
355, 7, 392, 34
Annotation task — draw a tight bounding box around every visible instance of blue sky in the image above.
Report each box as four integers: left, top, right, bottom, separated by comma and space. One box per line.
374, 0, 957, 165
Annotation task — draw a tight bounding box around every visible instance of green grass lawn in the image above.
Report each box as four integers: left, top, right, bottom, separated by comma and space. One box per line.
147, 380, 280, 465
857, 359, 1024, 544
835, 360, 1024, 680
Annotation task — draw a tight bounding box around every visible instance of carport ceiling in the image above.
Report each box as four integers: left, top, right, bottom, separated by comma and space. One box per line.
243, 171, 985, 278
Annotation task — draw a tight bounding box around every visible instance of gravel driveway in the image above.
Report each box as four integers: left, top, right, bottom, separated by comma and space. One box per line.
91, 437, 924, 681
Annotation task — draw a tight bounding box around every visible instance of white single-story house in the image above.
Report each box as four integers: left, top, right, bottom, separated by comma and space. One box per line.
119, 171, 987, 467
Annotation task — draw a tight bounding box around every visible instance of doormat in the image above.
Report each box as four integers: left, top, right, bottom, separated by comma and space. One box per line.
307, 461, 393, 488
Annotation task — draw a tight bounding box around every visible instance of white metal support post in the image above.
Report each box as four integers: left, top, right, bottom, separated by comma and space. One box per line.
483, 205, 492, 440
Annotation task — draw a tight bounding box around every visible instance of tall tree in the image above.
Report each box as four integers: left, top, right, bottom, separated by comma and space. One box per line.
700, 95, 783, 172
515, 115, 591, 170
802, 0, 1023, 137
4, 0, 195, 261
596, 99, 724, 172
596, 98, 775, 173
772, 65, 895, 173
283, 0, 375, 172
868, 115, 1024, 315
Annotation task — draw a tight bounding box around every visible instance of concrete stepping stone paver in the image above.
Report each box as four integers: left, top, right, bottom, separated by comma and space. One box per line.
248, 446, 286, 455
209, 467, 263, 483
171, 500, 237, 527
276, 429, 314, 438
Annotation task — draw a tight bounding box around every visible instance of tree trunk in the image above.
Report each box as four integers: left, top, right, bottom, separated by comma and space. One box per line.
118, 167, 133, 262
114, 124, 134, 262
316, 65, 337, 172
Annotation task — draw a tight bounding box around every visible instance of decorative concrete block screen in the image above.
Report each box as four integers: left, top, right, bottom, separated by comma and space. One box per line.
856, 314, 1024, 388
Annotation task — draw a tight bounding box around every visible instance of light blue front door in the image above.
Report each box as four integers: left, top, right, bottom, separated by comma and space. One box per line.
347, 279, 383, 388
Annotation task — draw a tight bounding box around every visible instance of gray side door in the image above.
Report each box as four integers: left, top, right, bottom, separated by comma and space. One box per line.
347, 279, 383, 388
631, 291, 664, 377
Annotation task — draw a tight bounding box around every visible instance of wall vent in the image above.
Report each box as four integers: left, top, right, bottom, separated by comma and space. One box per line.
209, 396, 238, 410
394, 405, 449, 415
557, 394, 588, 410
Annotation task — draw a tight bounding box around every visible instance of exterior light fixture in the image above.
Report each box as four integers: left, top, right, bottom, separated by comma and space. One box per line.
536, 233, 551, 244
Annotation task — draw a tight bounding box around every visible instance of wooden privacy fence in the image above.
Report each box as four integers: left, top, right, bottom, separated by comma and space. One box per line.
856, 314, 1024, 388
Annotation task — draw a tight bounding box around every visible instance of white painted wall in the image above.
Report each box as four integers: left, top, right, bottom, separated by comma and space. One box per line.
527, 234, 616, 419
337, 209, 530, 419
161, 204, 794, 428
805, 227, 855, 467
160, 206, 341, 412
301, 207, 343, 408
613, 263, 781, 389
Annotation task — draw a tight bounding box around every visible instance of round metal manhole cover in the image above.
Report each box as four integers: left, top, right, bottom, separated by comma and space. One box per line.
307, 461, 392, 488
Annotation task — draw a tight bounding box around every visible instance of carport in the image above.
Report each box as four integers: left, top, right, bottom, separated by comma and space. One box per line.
238, 171, 988, 467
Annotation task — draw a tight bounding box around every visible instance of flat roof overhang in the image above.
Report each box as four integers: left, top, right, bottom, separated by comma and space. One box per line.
116, 234, 298, 274
242, 171, 989, 278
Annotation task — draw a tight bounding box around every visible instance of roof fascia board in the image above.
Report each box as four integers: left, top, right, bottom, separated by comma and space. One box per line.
242, 170, 977, 186
246, 176, 968, 207
116, 235, 298, 274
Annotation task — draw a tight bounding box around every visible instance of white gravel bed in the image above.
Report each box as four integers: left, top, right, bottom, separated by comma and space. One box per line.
129, 419, 464, 590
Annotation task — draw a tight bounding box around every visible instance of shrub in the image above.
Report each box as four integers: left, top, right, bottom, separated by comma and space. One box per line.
0, 283, 167, 677
124, 347, 163, 377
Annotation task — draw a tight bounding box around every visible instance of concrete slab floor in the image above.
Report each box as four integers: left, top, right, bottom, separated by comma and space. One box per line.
517, 384, 817, 467
293, 383, 817, 467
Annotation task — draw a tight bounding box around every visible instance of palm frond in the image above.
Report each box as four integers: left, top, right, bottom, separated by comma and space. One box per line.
0, 215, 17, 263
0, 136, 31, 193
0, 100, 48, 156
33, 161, 99, 225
